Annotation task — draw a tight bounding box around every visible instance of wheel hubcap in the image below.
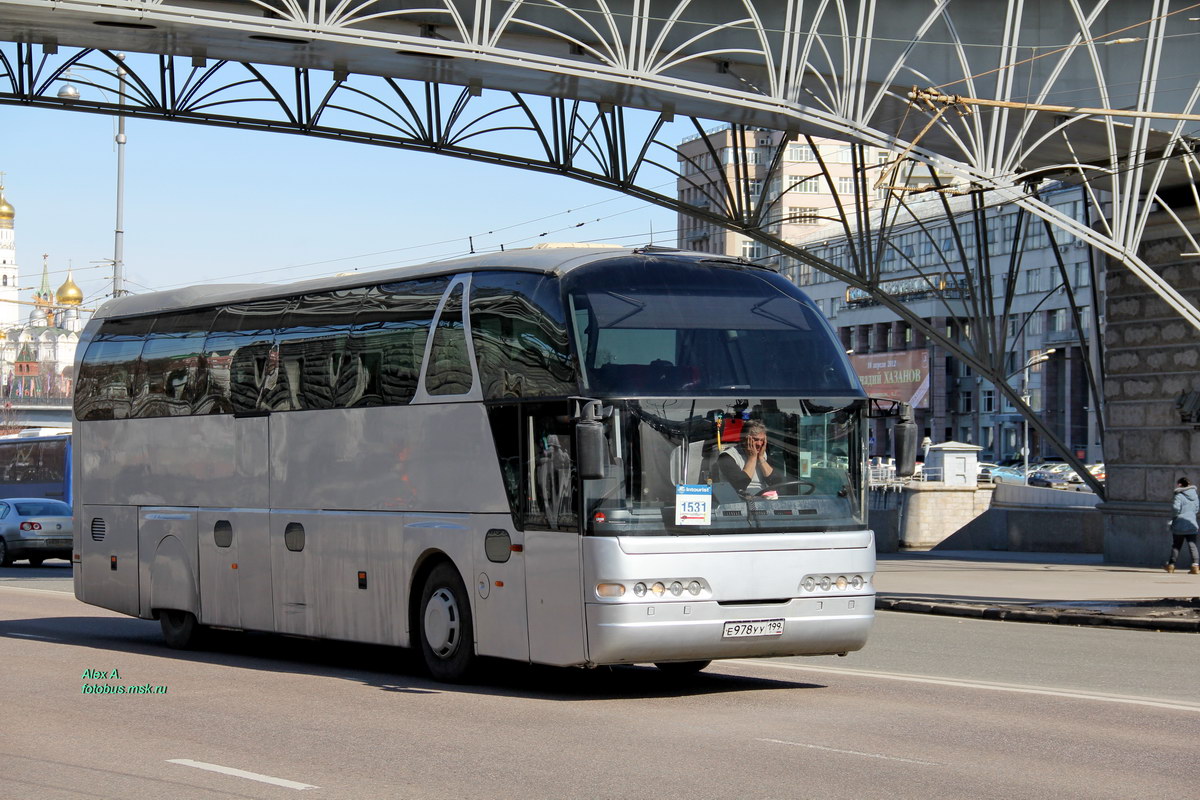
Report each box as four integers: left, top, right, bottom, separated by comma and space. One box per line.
423, 587, 460, 658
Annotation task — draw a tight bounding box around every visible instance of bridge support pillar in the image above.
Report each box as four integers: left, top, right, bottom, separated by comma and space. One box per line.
1099, 209, 1200, 565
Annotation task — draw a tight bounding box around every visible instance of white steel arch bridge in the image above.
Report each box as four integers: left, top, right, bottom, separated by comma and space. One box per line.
3, 0, 1200, 496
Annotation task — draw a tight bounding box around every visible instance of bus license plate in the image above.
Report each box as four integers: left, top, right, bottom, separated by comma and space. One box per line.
722, 619, 785, 638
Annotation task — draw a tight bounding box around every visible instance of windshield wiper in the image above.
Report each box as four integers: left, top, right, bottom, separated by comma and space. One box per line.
603, 291, 645, 328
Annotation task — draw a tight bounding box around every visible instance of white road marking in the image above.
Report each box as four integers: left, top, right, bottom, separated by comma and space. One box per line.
167, 760, 318, 790
0, 584, 74, 596
6, 632, 57, 640
721, 660, 1200, 713
757, 738, 939, 765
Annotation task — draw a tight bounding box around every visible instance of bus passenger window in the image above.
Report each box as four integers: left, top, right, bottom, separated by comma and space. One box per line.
131, 309, 212, 418
75, 316, 153, 421
271, 290, 363, 411
470, 271, 574, 400
341, 278, 446, 407
426, 283, 472, 396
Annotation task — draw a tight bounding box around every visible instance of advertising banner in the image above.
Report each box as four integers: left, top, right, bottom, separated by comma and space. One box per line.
851, 349, 930, 408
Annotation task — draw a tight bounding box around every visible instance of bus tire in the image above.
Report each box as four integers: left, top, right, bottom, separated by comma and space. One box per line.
654, 660, 711, 675
27, 556, 44, 567
0, 538, 11, 567
159, 609, 202, 649
418, 562, 475, 683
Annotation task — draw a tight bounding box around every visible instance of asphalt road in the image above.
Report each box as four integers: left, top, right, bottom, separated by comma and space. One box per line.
2, 563, 1197, 800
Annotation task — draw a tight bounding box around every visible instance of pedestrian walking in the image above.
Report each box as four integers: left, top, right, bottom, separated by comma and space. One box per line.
1165, 477, 1200, 574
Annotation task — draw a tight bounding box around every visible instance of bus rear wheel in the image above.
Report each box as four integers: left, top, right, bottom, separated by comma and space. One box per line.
418, 563, 475, 683
159, 609, 202, 649
654, 660, 711, 675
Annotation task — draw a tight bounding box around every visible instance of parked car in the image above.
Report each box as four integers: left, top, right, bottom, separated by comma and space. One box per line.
1088, 463, 1106, 482
1027, 467, 1071, 489
989, 465, 1026, 485
0, 498, 73, 567
977, 462, 999, 482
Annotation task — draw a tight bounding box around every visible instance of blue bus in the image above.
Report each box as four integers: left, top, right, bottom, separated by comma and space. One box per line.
0, 431, 71, 504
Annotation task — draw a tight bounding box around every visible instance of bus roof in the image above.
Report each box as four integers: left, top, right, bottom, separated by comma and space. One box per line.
92, 246, 751, 321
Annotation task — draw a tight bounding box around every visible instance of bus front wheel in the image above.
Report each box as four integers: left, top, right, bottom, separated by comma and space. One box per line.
418, 563, 476, 683
159, 609, 202, 649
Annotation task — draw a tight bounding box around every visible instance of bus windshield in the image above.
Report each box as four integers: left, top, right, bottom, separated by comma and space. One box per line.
583, 397, 865, 536
564, 257, 860, 397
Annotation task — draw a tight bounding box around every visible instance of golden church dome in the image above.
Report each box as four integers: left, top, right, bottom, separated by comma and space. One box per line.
56, 271, 84, 305
0, 189, 13, 220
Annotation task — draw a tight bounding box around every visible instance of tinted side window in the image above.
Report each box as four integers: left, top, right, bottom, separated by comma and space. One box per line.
341, 278, 447, 407
470, 271, 575, 399
426, 283, 471, 396
75, 317, 154, 421
199, 299, 289, 414
132, 310, 212, 418
269, 290, 364, 411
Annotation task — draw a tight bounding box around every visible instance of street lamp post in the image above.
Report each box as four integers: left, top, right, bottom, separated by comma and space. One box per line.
112, 53, 126, 298
56, 53, 127, 297
1019, 349, 1056, 484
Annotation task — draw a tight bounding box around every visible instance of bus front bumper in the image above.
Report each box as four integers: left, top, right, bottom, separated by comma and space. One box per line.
584, 594, 874, 665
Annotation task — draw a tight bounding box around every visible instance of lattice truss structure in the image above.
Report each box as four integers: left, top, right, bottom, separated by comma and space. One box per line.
2, 0, 1200, 492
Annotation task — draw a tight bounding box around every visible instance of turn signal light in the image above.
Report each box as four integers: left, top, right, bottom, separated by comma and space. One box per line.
595, 578, 709, 600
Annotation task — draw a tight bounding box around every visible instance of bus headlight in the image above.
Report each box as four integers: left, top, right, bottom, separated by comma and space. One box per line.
633, 582, 647, 597
819, 576, 832, 591
851, 575, 865, 590
669, 581, 684, 596
688, 581, 702, 596
596, 583, 626, 598
802, 577, 817, 591
835, 576, 848, 590
650, 581, 666, 596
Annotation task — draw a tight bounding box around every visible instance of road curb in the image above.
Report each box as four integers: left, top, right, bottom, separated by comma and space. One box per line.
875, 596, 1200, 633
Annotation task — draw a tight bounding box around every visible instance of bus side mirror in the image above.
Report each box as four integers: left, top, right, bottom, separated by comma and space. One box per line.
893, 404, 917, 478
576, 419, 607, 480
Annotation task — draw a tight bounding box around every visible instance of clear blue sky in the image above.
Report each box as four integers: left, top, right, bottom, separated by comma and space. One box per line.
1, 102, 681, 312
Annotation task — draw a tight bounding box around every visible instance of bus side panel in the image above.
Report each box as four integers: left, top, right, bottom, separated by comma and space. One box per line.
524, 529, 586, 667
75, 417, 267, 508
270, 509, 321, 638
77, 504, 140, 617
197, 509, 241, 628
469, 514, 529, 663
269, 405, 511, 513
310, 510, 407, 646
138, 508, 199, 620
196, 509, 274, 631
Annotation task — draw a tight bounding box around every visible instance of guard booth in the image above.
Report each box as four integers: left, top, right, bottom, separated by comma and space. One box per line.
925, 441, 981, 486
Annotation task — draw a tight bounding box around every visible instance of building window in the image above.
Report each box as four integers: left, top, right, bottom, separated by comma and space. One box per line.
786, 207, 820, 224
795, 177, 822, 194
1027, 312, 1044, 335
741, 240, 763, 261
959, 392, 973, 413
981, 389, 996, 413
787, 144, 817, 162
837, 176, 856, 194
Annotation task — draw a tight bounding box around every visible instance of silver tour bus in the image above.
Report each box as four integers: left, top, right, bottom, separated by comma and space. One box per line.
72, 246, 907, 681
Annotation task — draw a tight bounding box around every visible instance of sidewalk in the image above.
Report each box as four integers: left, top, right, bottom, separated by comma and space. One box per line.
874, 551, 1200, 632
